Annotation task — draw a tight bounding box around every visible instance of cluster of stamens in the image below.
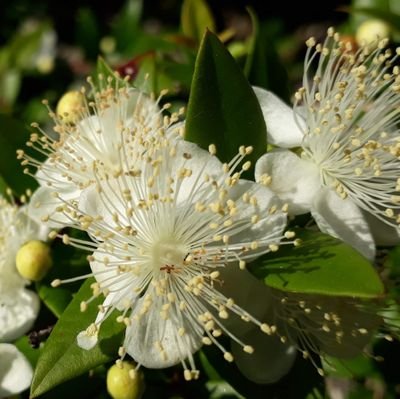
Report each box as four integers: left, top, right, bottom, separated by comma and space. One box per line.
294, 27, 400, 228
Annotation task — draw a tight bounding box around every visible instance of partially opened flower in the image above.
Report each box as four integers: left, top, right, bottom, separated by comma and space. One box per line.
19, 76, 183, 228
51, 129, 293, 380
254, 28, 400, 259
0, 195, 46, 342
0, 343, 33, 398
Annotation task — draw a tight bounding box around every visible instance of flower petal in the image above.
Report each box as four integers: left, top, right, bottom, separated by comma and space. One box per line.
362, 211, 400, 246
29, 185, 80, 228
252, 87, 304, 148
255, 150, 321, 215
90, 250, 140, 311
0, 288, 40, 342
232, 326, 297, 384
223, 180, 287, 259
171, 140, 223, 205
0, 343, 33, 398
218, 266, 275, 335
312, 188, 375, 260
124, 295, 203, 369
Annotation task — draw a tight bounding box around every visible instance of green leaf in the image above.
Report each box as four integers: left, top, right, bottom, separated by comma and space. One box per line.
15, 335, 41, 367
322, 354, 375, 378
181, 0, 216, 41
75, 8, 101, 60
95, 57, 125, 86
0, 113, 37, 195
31, 278, 124, 397
113, 0, 143, 54
36, 284, 72, 318
0, 69, 21, 107
244, 13, 290, 102
251, 229, 384, 298
185, 31, 267, 174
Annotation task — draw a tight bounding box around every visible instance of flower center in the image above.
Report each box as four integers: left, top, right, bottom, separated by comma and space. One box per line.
151, 238, 188, 274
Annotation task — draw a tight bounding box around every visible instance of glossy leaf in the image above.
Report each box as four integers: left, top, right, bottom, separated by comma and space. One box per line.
251, 229, 384, 298
30, 278, 124, 397
185, 31, 267, 174
181, 0, 216, 41
36, 284, 72, 318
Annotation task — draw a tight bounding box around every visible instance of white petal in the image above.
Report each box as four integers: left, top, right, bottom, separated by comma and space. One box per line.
124, 296, 202, 368
225, 180, 287, 254
90, 252, 140, 310
312, 188, 375, 260
218, 266, 275, 335
77, 330, 98, 350
362, 211, 400, 246
255, 150, 321, 215
171, 140, 223, 205
28, 185, 79, 228
232, 326, 297, 384
252, 87, 305, 148
0, 343, 33, 398
0, 289, 40, 342
14, 206, 49, 243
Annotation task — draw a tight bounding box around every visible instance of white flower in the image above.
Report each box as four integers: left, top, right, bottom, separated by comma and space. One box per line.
0, 343, 33, 398
51, 129, 292, 380
0, 196, 46, 342
19, 79, 182, 228
254, 28, 400, 259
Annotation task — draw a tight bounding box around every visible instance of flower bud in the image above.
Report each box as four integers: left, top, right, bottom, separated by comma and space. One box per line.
106, 361, 145, 399
56, 91, 84, 124
16, 240, 52, 281
356, 19, 391, 46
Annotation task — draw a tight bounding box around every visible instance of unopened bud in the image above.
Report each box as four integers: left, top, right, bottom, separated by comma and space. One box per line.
16, 240, 52, 281
107, 361, 145, 399
356, 19, 391, 46
56, 91, 84, 124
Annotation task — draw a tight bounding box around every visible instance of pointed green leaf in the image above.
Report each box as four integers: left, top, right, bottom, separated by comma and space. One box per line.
251, 229, 384, 298
185, 31, 267, 173
31, 278, 124, 397
181, 0, 216, 41
244, 12, 290, 102
113, 0, 143, 54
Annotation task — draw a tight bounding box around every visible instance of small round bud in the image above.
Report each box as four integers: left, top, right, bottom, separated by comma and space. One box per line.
107, 361, 145, 399
16, 240, 52, 281
56, 91, 84, 124
356, 19, 391, 46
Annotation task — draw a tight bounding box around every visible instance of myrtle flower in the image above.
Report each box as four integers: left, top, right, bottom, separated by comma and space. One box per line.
50, 125, 293, 380
0, 195, 47, 342
18, 77, 182, 228
0, 343, 33, 398
254, 28, 400, 259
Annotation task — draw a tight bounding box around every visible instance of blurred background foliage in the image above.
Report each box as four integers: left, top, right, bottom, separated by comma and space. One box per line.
1, 0, 400, 398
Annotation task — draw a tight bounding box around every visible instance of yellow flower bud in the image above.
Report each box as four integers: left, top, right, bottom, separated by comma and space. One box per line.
356, 19, 391, 46
56, 91, 84, 124
106, 361, 145, 399
16, 240, 52, 281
